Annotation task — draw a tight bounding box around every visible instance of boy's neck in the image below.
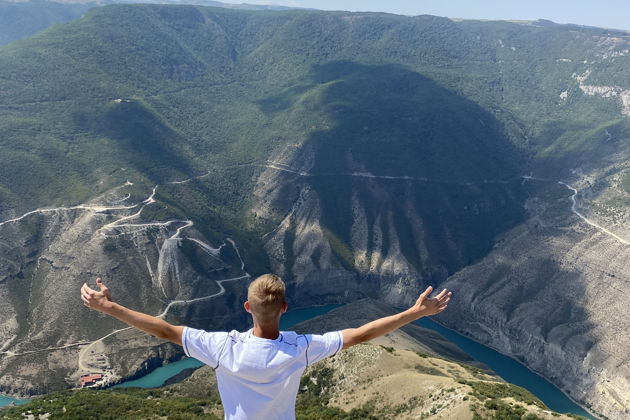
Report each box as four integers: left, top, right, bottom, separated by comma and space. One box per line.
252, 318, 281, 340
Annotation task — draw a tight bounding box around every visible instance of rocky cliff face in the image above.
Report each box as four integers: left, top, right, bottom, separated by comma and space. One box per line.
254, 148, 630, 419
436, 168, 630, 420
254, 147, 525, 310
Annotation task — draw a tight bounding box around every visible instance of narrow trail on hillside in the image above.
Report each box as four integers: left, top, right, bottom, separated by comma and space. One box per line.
263, 163, 630, 245
1, 341, 92, 358
0, 176, 251, 380
76, 235, 251, 377
263, 161, 512, 185
164, 161, 514, 187
557, 181, 630, 245
77, 328, 132, 372
521, 176, 630, 246
0, 181, 138, 229
76, 187, 251, 376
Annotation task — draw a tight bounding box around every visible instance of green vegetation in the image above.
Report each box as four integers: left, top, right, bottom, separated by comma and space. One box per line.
0, 5, 625, 416
484, 398, 532, 420
481, 397, 577, 420
0, 388, 221, 420
461, 380, 547, 409
0, 365, 379, 419
622, 171, 630, 194
2, 3, 627, 281
460, 363, 493, 379
297, 366, 378, 419
414, 364, 447, 377
0, 357, 587, 420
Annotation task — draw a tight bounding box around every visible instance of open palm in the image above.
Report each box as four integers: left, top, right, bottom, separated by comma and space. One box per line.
413, 286, 451, 317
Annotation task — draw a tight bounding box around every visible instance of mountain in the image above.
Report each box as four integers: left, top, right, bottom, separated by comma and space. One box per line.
0, 4, 628, 418
0, 0, 300, 47
0, 0, 92, 46
0, 301, 587, 420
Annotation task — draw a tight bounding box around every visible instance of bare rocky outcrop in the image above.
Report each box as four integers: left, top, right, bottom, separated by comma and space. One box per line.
254, 155, 428, 308
253, 137, 523, 308
4, 144, 626, 420
574, 66, 630, 116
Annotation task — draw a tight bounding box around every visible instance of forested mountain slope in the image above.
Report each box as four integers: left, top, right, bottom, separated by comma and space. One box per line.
0, 0, 297, 47
0, 5, 628, 418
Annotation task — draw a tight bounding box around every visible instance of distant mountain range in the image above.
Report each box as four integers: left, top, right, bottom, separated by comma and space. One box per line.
0, 0, 300, 46
0, 3, 628, 418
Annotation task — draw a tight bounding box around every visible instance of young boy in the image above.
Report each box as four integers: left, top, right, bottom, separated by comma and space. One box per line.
81, 274, 451, 419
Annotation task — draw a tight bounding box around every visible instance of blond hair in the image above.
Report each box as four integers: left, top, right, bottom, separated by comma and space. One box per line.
247, 274, 286, 321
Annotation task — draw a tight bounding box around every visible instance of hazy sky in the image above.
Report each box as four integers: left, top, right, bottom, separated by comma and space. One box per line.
221, 0, 630, 31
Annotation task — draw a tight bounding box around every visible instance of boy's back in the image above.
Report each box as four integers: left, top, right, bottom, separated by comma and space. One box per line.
183, 327, 343, 420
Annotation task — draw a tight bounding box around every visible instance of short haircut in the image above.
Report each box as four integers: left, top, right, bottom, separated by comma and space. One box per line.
247, 274, 286, 321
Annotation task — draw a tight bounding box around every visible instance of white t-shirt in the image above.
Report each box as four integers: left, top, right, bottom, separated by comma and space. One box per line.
182, 327, 343, 420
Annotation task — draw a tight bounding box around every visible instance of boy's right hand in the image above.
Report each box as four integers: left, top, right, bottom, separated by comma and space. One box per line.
81, 278, 114, 313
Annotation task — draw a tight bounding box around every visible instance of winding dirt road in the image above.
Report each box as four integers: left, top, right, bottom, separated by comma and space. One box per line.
0, 177, 251, 381
558, 181, 630, 245
3, 166, 626, 384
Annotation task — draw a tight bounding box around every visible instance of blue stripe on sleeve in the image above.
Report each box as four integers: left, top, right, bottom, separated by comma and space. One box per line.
304, 335, 310, 366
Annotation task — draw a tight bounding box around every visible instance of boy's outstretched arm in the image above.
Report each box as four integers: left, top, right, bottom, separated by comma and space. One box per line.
81, 278, 183, 346
341, 286, 451, 350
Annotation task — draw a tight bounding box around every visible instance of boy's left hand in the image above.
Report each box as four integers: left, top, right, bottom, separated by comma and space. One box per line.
411, 286, 452, 318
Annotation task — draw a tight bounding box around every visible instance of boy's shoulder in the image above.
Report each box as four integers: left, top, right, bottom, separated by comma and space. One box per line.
279, 330, 304, 344
223, 329, 307, 344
